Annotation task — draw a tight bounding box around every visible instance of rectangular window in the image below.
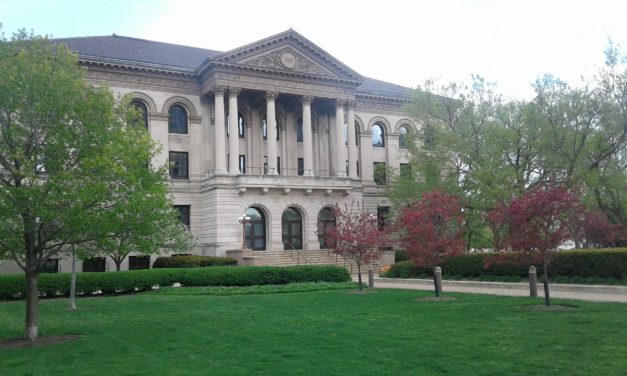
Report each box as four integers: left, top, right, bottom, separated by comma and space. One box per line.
39, 259, 59, 273
298, 158, 304, 176
239, 155, 246, 174
174, 205, 191, 228
83, 257, 106, 272
277, 157, 281, 175
373, 162, 387, 185
400, 163, 412, 179
357, 161, 360, 177
238, 118, 245, 138
263, 156, 268, 174
377, 206, 390, 230
345, 160, 349, 176
128, 255, 151, 270
169, 151, 189, 179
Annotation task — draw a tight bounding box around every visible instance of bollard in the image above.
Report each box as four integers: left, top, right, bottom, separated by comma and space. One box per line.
434, 266, 443, 297
529, 266, 538, 297
368, 269, 374, 288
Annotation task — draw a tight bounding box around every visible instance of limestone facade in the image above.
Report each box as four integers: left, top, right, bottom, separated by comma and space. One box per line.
0, 29, 418, 273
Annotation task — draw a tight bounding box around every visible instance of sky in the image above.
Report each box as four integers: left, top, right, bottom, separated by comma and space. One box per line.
2, 0, 627, 99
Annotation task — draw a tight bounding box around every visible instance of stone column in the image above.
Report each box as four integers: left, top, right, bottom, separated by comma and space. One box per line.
302, 96, 314, 176
213, 87, 227, 174
228, 87, 240, 175
347, 100, 358, 179
335, 99, 346, 177
266, 92, 278, 175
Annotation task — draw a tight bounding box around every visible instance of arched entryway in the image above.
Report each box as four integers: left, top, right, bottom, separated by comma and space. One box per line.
282, 207, 302, 250
317, 207, 336, 249
245, 207, 266, 250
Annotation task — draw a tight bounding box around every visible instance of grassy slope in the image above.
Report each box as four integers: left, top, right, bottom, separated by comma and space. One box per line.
0, 288, 625, 375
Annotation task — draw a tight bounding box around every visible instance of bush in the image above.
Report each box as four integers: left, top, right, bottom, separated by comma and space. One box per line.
394, 250, 409, 262
0, 265, 351, 300
152, 256, 237, 268
383, 248, 627, 281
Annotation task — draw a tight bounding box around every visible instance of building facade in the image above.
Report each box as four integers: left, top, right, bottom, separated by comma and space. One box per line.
0, 29, 418, 273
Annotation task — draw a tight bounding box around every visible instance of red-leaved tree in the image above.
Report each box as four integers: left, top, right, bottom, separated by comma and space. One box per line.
492, 185, 580, 306
395, 190, 465, 268
322, 203, 386, 291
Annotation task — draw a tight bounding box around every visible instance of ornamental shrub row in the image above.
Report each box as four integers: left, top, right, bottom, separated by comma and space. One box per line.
152, 255, 237, 268
384, 248, 627, 280
0, 265, 351, 300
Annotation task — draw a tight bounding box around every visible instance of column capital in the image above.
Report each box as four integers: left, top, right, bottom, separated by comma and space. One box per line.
336, 99, 347, 107
265, 91, 278, 101
302, 95, 314, 105
228, 87, 241, 97
347, 100, 357, 109
213, 86, 226, 96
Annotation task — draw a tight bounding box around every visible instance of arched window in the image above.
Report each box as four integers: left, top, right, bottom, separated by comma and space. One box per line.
296, 117, 303, 143
282, 208, 302, 250
130, 100, 148, 128
261, 116, 280, 141
238, 112, 245, 138
355, 123, 360, 146
168, 104, 188, 134
399, 125, 410, 149
317, 207, 336, 249
227, 112, 246, 138
245, 207, 266, 251
372, 123, 385, 147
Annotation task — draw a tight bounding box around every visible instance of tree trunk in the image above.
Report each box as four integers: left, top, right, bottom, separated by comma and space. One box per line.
69, 247, 77, 310
25, 270, 39, 340
543, 258, 551, 306
114, 257, 122, 271
357, 262, 362, 291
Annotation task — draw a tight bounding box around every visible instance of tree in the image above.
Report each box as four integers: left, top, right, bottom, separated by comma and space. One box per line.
491, 185, 580, 306
321, 203, 385, 291
395, 190, 465, 268
0, 30, 185, 339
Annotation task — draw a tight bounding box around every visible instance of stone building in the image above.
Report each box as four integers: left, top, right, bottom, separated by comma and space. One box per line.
0, 29, 418, 273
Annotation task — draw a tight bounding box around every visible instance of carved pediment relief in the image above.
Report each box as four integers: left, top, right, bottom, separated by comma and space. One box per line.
238, 47, 336, 77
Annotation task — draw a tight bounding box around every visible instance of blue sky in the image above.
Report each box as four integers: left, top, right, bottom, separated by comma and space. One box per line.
2, 0, 627, 99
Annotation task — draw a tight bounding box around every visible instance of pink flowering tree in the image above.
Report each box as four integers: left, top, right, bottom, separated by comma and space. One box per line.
395, 190, 465, 267
491, 185, 580, 306
322, 203, 386, 291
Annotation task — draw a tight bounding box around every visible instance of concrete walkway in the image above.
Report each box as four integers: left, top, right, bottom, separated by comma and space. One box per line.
353, 275, 627, 303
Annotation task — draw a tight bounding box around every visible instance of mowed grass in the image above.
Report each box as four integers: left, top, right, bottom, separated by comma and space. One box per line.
1, 286, 626, 376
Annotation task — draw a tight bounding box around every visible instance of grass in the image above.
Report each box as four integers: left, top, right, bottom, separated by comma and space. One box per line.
1, 285, 626, 375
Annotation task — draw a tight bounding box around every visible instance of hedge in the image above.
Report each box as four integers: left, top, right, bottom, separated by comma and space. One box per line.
0, 265, 351, 300
384, 248, 627, 280
152, 256, 237, 268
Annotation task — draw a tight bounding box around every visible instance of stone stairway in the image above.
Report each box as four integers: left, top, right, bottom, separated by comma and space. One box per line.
243, 249, 381, 274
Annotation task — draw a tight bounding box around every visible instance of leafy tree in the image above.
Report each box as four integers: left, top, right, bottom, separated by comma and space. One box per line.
322, 203, 385, 291
490, 185, 579, 306
0, 30, 188, 339
394, 190, 465, 268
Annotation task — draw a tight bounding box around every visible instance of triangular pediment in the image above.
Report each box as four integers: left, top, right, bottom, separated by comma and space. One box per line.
207, 29, 363, 83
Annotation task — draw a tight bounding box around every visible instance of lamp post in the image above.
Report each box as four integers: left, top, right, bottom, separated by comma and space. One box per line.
238, 213, 251, 250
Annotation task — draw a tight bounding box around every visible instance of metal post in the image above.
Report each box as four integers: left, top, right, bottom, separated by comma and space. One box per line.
529, 266, 538, 297
434, 266, 443, 297
368, 269, 374, 288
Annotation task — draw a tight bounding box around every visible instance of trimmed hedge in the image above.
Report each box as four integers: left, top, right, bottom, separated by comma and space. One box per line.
384, 248, 627, 280
152, 256, 237, 268
0, 265, 351, 300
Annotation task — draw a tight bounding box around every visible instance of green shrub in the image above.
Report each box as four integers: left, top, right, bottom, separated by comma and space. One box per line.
383, 248, 627, 282
152, 256, 237, 268
0, 265, 350, 300
394, 250, 409, 262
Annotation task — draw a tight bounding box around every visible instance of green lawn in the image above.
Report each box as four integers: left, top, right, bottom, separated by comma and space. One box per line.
1, 286, 625, 375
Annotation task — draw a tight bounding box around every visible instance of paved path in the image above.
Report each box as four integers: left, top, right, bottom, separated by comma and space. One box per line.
352, 275, 627, 303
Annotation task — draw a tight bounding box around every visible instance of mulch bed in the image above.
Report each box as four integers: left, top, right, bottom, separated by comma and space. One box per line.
0, 335, 80, 349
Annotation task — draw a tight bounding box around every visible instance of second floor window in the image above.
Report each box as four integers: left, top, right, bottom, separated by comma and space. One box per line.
169, 151, 189, 179
374, 162, 386, 185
